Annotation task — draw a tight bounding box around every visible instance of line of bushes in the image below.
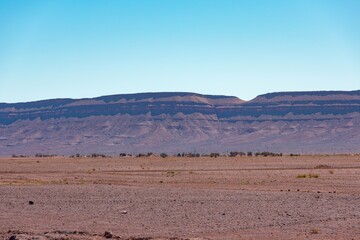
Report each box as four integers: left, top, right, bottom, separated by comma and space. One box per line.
11, 151, 302, 158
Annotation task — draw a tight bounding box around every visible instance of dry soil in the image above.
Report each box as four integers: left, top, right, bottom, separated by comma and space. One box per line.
1, 155, 360, 239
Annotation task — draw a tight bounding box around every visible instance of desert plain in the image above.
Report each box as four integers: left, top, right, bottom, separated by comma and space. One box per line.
1, 155, 360, 240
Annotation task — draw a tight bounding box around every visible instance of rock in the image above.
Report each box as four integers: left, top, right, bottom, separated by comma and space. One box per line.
9, 236, 16, 240
28, 201, 34, 205
121, 210, 128, 214
104, 231, 112, 238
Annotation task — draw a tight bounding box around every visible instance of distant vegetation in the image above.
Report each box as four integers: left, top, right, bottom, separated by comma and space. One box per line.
35, 153, 58, 157
117, 151, 282, 158
254, 152, 283, 157
69, 153, 110, 158
11, 151, 287, 158
16, 152, 360, 158
296, 173, 320, 179
11, 154, 29, 158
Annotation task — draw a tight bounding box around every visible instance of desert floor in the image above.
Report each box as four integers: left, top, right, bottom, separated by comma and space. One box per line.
1, 155, 360, 240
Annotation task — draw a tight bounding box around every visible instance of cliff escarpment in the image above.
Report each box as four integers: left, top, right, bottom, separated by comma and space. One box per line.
1, 91, 359, 155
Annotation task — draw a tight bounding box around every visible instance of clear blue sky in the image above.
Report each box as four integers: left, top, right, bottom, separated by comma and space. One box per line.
0, 0, 359, 103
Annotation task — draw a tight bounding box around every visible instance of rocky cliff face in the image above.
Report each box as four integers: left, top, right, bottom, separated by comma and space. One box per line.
0, 91, 359, 155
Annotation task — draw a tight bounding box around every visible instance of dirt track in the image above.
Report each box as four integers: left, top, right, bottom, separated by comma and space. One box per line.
1, 155, 360, 239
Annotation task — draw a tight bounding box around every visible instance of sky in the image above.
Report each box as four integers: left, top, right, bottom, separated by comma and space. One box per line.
0, 0, 359, 103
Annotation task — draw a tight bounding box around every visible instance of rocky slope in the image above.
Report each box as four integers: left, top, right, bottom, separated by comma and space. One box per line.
0, 91, 359, 155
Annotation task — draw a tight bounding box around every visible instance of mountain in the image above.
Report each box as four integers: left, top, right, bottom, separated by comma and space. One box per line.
0, 91, 359, 155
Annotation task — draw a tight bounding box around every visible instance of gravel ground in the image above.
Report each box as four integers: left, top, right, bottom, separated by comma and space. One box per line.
1, 155, 360, 239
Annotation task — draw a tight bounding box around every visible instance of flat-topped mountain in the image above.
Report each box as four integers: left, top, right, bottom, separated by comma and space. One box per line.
1, 91, 359, 155
0, 92, 243, 125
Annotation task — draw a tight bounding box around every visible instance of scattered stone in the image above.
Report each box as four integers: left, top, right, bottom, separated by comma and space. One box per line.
28, 201, 34, 205
104, 231, 112, 238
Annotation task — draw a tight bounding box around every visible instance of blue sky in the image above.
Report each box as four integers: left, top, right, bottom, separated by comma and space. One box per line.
0, 0, 359, 103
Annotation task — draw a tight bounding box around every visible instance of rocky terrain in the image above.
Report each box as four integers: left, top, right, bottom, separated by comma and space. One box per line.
0, 91, 359, 155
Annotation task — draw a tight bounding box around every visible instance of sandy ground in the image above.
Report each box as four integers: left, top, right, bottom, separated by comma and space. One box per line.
1, 155, 360, 239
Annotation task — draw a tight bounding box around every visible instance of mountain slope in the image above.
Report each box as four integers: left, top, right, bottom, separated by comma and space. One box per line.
0, 91, 359, 155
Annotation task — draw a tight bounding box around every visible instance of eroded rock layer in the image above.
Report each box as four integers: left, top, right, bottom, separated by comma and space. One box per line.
0, 91, 359, 155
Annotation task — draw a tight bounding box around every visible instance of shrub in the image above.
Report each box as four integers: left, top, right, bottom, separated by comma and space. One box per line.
310, 228, 319, 234
296, 173, 320, 178
12, 154, 28, 158
314, 164, 333, 169
91, 153, 106, 158
255, 152, 282, 157
229, 151, 246, 157
308, 173, 319, 178
35, 153, 57, 157
136, 153, 148, 157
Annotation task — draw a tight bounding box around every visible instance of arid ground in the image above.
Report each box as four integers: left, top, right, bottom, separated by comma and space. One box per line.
1, 155, 360, 239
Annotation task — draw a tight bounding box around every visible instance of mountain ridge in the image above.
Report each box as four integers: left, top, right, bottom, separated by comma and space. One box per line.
1, 90, 359, 155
